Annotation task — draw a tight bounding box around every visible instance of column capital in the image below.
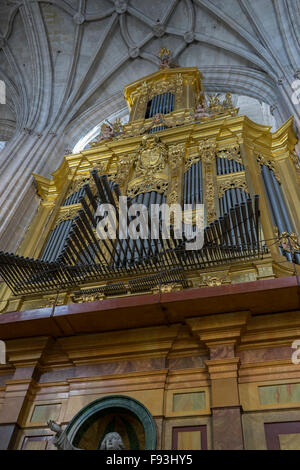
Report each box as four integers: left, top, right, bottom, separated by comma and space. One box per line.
205, 357, 240, 380
186, 311, 249, 351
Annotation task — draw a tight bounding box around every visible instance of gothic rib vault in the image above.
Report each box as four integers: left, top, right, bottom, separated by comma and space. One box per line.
0, 0, 300, 252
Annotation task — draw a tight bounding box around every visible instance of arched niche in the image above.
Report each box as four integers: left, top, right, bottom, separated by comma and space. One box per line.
65, 395, 157, 450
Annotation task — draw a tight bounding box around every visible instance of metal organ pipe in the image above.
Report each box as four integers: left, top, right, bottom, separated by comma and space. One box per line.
42, 186, 87, 262
261, 164, 298, 263
261, 165, 285, 234
147, 93, 174, 119
184, 161, 203, 206
270, 170, 294, 233
216, 157, 244, 176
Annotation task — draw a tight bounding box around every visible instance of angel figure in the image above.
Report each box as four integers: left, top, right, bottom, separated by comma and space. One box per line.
223, 92, 233, 109
48, 420, 77, 450
194, 102, 210, 120
100, 123, 114, 140
48, 420, 125, 450
112, 117, 123, 136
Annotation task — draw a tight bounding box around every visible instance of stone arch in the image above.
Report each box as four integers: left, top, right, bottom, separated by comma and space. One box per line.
65, 395, 157, 450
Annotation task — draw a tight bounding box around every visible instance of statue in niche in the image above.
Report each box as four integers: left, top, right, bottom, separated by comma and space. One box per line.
48, 420, 125, 450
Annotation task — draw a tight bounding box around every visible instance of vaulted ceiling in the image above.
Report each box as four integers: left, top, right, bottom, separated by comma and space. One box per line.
0, 0, 300, 251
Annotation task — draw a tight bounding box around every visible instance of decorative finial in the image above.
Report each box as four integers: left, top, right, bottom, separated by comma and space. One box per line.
158, 47, 170, 60
158, 47, 178, 69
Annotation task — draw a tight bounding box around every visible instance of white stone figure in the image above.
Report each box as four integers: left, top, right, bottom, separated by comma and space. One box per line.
48, 420, 125, 450
100, 432, 125, 450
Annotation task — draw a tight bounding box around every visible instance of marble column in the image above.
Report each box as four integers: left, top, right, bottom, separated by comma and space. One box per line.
0, 337, 51, 449
187, 312, 249, 450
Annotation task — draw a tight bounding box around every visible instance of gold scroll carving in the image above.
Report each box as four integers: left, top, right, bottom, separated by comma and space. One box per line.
200, 139, 217, 224
217, 173, 249, 198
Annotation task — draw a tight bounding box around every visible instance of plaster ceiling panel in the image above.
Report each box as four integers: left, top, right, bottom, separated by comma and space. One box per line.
193, 3, 254, 53
124, 13, 152, 45
6, 11, 33, 103
129, 0, 169, 22
40, 3, 76, 115
179, 42, 253, 68
143, 35, 183, 59
206, 0, 258, 36
100, 57, 155, 95
0, 48, 15, 88
75, 58, 154, 118
249, 0, 291, 66
69, 16, 118, 96
0, 2, 15, 36
166, 0, 192, 31
0, 61, 19, 127
81, 25, 129, 94
0, 102, 15, 121
60, 0, 80, 10
85, 0, 113, 14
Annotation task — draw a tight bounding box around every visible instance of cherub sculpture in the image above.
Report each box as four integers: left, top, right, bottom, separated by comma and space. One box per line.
48, 420, 125, 450
152, 113, 164, 125
194, 102, 210, 120
112, 117, 123, 135
90, 122, 116, 147
100, 123, 114, 140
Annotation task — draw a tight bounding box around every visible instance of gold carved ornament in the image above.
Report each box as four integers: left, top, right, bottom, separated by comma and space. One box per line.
168, 143, 185, 171
217, 146, 243, 165
54, 205, 80, 228
120, 112, 190, 139
116, 156, 133, 187
192, 93, 237, 121
135, 135, 168, 175
127, 179, 168, 199
198, 271, 230, 287
185, 152, 201, 172
151, 282, 183, 294
135, 73, 184, 115
127, 136, 169, 198
90, 119, 123, 146
167, 190, 178, 205
274, 228, 300, 253
71, 292, 105, 303
65, 176, 91, 199
217, 174, 249, 198
200, 140, 217, 224
290, 150, 300, 173
256, 154, 281, 183
92, 161, 108, 175
167, 143, 185, 205
158, 47, 179, 69
208, 93, 233, 113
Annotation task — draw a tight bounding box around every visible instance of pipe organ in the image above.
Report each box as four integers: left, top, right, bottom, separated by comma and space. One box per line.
0, 60, 300, 312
